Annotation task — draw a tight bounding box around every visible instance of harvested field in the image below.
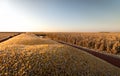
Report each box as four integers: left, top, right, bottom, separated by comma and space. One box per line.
0, 33, 120, 76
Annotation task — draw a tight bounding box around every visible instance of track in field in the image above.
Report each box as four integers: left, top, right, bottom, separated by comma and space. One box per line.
0, 34, 120, 68
58, 41, 120, 68
0, 33, 21, 43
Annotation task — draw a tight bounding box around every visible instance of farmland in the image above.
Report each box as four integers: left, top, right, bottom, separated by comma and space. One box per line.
0, 33, 120, 76
0, 32, 20, 42
34, 32, 120, 55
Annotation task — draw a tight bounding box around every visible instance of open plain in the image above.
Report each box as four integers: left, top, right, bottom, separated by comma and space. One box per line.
0, 33, 120, 76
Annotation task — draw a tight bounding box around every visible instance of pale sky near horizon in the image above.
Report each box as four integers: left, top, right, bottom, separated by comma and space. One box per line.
0, 0, 120, 32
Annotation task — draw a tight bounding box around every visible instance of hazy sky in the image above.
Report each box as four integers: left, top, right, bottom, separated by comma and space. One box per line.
0, 0, 120, 32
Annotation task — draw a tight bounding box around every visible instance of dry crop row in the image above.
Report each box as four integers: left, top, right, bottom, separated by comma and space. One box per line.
34, 32, 120, 54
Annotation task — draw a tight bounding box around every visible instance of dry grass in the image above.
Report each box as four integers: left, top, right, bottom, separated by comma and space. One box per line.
0, 33, 58, 45
0, 32, 19, 41
0, 33, 120, 76
38, 32, 120, 54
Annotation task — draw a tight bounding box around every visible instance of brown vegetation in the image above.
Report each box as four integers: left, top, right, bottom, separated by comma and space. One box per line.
0, 32, 20, 42
36, 32, 120, 54
0, 33, 120, 76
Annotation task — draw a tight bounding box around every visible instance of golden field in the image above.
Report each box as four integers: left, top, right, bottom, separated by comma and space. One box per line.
0, 33, 120, 76
34, 32, 120, 54
0, 32, 20, 42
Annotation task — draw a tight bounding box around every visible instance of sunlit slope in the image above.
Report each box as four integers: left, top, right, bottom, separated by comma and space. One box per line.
0, 34, 120, 76
0, 33, 57, 45
0, 32, 20, 42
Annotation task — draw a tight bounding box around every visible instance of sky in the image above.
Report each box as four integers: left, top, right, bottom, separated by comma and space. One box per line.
0, 0, 120, 32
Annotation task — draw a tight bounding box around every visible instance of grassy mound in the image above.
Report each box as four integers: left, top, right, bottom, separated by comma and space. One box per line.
0, 33, 120, 76
0, 33, 58, 45
0, 44, 120, 76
